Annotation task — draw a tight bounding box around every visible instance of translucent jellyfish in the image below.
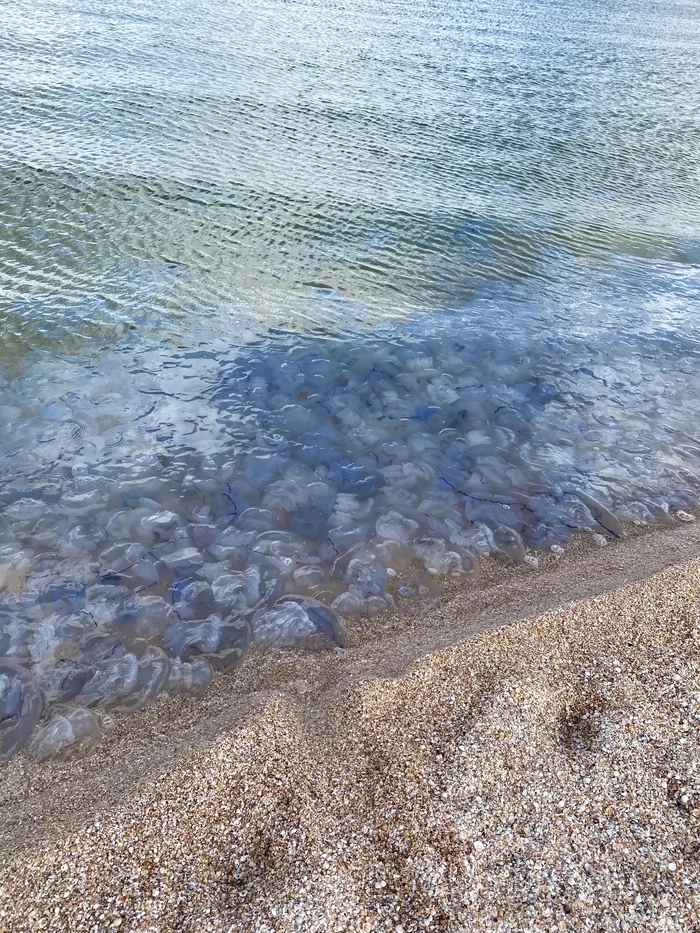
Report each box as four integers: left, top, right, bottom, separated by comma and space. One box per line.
325, 460, 385, 499
235, 507, 276, 533
101, 510, 137, 541
5, 498, 46, 521
207, 527, 254, 562
292, 564, 328, 592
251, 530, 305, 558
330, 494, 375, 525
0, 662, 44, 759
163, 613, 250, 670
345, 558, 388, 596
391, 576, 442, 614
161, 547, 204, 576
120, 594, 174, 639
27, 707, 101, 761
0, 612, 33, 664
170, 580, 215, 621
262, 478, 310, 513
330, 590, 367, 617
166, 657, 214, 697
78, 652, 140, 708
163, 616, 221, 659
449, 523, 495, 555
99, 542, 148, 573
277, 595, 346, 647
134, 510, 180, 545
59, 489, 106, 515
190, 521, 220, 549
37, 660, 90, 705
490, 523, 527, 565
413, 537, 466, 576
117, 646, 171, 712
209, 565, 262, 612
330, 587, 393, 618
287, 507, 327, 540
375, 510, 420, 542
569, 491, 625, 539
615, 501, 654, 526
61, 523, 108, 555
208, 615, 252, 670
252, 595, 346, 648
251, 602, 315, 648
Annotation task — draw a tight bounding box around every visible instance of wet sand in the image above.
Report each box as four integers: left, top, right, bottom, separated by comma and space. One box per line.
1, 522, 699, 931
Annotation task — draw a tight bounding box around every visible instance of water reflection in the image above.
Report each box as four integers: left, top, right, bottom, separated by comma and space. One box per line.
1, 0, 699, 350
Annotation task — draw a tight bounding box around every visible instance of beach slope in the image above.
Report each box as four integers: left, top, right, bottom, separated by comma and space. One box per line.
1, 530, 699, 932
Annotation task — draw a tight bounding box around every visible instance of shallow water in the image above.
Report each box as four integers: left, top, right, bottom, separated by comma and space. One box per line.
1, 0, 700, 759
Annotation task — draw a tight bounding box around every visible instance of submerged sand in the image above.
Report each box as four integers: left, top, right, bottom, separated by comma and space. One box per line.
1, 524, 699, 932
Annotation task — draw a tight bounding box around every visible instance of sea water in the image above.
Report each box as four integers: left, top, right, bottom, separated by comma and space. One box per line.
1, 0, 700, 759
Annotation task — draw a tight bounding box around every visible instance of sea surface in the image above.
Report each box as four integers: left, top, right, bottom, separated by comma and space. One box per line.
1, 0, 700, 759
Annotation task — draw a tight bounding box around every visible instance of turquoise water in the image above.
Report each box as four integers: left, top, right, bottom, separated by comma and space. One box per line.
2, 0, 700, 758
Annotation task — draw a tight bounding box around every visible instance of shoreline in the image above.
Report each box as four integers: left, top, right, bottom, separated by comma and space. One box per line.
0, 521, 698, 930
1, 520, 699, 865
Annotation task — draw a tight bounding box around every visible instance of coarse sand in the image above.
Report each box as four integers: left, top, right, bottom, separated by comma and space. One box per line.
0, 523, 699, 932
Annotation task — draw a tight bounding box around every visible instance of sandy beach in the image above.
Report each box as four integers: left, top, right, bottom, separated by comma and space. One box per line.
1, 523, 699, 932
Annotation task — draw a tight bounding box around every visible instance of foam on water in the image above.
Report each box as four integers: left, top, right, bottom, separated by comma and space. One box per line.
1, 257, 699, 760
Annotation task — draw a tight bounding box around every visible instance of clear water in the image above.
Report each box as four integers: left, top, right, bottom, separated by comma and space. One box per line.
2, 0, 700, 759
